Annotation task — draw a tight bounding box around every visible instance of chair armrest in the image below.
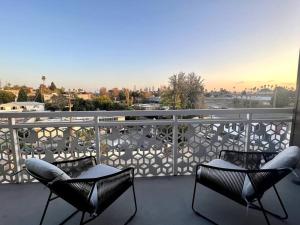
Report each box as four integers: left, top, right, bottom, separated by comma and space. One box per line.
52, 156, 97, 166
218, 150, 278, 169
245, 167, 291, 199
196, 163, 248, 204
52, 156, 97, 177
63, 167, 134, 183
61, 167, 134, 213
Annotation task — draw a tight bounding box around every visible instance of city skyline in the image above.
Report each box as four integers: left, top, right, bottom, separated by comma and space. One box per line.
0, 0, 299, 91
0, 77, 296, 94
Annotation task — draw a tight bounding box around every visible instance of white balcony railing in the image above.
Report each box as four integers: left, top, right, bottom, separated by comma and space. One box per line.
0, 108, 293, 183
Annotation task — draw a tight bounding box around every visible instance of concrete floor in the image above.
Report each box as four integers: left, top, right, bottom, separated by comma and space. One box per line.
1, 175, 300, 225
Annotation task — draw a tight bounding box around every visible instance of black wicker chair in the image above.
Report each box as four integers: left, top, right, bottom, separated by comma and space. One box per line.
192, 146, 300, 225
25, 156, 137, 225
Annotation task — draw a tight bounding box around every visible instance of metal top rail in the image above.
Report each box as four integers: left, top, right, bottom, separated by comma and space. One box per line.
0, 108, 294, 118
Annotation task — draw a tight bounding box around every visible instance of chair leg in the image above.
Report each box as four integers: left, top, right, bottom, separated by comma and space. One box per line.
124, 184, 138, 225
80, 184, 137, 225
257, 198, 271, 225
192, 180, 218, 225
39, 191, 53, 225
272, 185, 288, 219
80, 212, 86, 225
249, 185, 288, 220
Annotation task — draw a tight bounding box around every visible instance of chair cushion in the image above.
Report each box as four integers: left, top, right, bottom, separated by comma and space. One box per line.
25, 158, 70, 182
26, 159, 123, 214
76, 164, 121, 179
75, 164, 121, 211
260, 146, 300, 170
197, 159, 245, 181
242, 146, 300, 202
206, 159, 244, 169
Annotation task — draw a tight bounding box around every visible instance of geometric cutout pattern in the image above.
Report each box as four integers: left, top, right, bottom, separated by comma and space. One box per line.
100, 125, 173, 177
0, 116, 293, 183
177, 122, 246, 175
249, 121, 291, 152
17, 127, 96, 182
0, 128, 17, 183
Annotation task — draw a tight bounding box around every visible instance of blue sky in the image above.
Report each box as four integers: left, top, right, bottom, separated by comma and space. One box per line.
0, 0, 299, 91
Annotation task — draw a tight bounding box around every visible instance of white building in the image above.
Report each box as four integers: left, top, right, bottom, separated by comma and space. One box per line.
0, 102, 45, 112
134, 103, 161, 110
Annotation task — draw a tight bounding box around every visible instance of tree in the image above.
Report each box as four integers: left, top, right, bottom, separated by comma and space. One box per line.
131, 91, 140, 104
35, 89, 44, 103
272, 87, 290, 108
93, 96, 113, 110
41, 75, 46, 85
185, 73, 205, 108
0, 90, 16, 104
49, 82, 57, 91
45, 94, 68, 111
161, 72, 205, 109
125, 89, 131, 106
72, 98, 95, 111
17, 88, 28, 102
108, 88, 119, 101
118, 90, 126, 101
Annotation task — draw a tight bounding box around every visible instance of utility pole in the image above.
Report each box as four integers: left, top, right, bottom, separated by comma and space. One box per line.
273, 88, 277, 108
68, 89, 72, 112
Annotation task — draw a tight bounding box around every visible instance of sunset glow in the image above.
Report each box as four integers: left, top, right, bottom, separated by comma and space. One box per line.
0, 0, 299, 91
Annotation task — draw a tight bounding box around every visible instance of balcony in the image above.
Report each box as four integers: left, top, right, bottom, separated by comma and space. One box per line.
0, 108, 298, 225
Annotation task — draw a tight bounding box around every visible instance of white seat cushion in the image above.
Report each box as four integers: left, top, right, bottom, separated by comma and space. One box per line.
76, 164, 120, 179
25, 158, 70, 182
261, 146, 300, 170
206, 159, 244, 170
242, 146, 300, 201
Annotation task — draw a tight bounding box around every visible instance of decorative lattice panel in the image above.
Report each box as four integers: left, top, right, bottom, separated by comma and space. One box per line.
249, 121, 291, 152
100, 125, 174, 176
17, 126, 96, 182
177, 122, 246, 175
0, 128, 17, 183
0, 114, 293, 184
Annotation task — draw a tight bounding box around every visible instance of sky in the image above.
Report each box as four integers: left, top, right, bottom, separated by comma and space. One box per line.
0, 0, 299, 91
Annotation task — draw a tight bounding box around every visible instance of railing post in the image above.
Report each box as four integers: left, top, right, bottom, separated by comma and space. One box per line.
94, 116, 101, 164
8, 117, 22, 183
68, 116, 74, 158
172, 115, 178, 176
244, 112, 252, 152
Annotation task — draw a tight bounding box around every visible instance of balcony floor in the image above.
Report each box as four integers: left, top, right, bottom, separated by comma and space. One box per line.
1, 173, 300, 225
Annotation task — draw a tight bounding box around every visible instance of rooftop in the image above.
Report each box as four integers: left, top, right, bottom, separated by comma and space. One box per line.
0, 101, 45, 106
1, 174, 300, 225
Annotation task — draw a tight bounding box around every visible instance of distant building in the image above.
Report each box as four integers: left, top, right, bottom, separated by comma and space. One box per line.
44, 93, 58, 102
256, 88, 273, 95
99, 87, 107, 96
0, 102, 45, 112
134, 103, 161, 110
148, 96, 160, 103
27, 88, 36, 98
76, 93, 93, 100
